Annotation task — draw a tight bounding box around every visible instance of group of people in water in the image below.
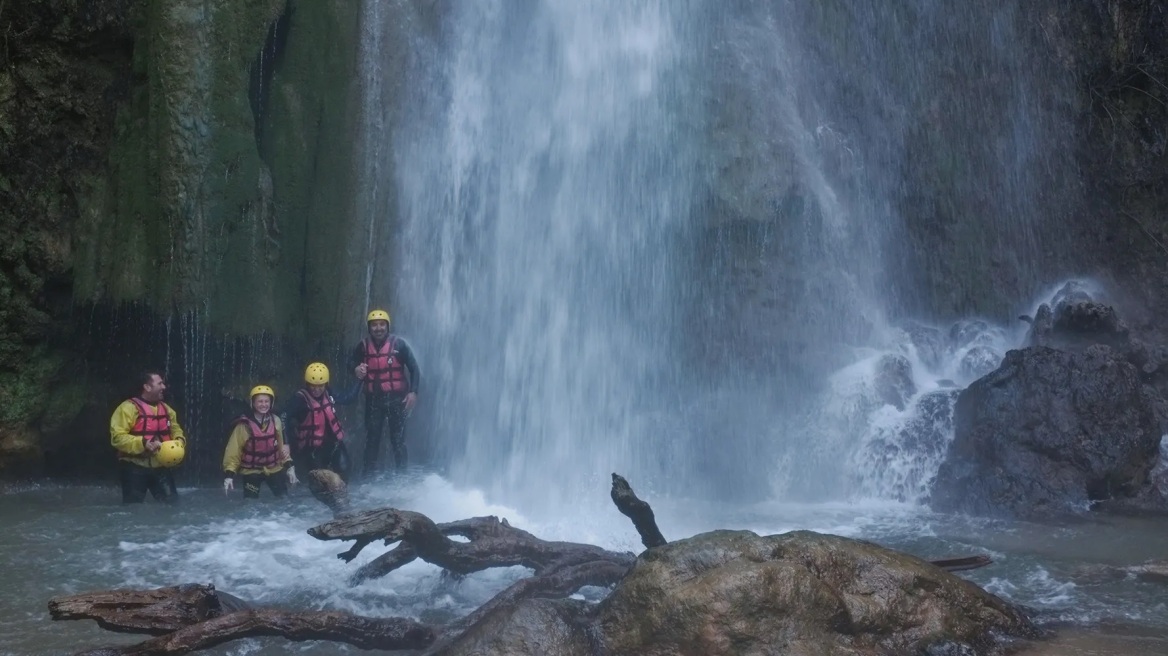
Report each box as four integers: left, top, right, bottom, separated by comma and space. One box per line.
108, 309, 421, 503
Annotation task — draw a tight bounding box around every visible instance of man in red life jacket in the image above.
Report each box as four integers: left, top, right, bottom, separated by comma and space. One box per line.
285, 362, 355, 482
222, 385, 296, 498
109, 371, 187, 503
352, 309, 420, 476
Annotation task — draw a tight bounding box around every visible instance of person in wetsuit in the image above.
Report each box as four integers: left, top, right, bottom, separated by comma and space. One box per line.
351, 309, 420, 476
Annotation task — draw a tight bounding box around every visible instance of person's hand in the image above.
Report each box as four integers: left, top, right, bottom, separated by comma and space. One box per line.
355, 363, 368, 379
287, 468, 299, 486
223, 477, 234, 495
280, 444, 291, 459
403, 392, 418, 413
144, 438, 161, 453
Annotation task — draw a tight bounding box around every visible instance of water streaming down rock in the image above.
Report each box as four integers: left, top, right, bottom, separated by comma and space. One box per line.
694, 0, 1083, 501
364, 0, 1084, 508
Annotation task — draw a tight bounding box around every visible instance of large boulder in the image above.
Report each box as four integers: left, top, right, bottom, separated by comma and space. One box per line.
596, 531, 1035, 656
931, 345, 1165, 517
440, 531, 1036, 656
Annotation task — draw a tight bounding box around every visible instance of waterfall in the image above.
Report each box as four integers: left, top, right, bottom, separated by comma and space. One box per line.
361, 0, 1080, 508
363, 0, 705, 509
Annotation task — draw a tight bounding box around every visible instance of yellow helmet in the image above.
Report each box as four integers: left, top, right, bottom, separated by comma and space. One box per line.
249, 385, 275, 400
304, 362, 330, 385
367, 309, 391, 324
155, 441, 185, 468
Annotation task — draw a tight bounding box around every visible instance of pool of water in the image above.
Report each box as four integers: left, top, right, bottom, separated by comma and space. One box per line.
2, 472, 1165, 655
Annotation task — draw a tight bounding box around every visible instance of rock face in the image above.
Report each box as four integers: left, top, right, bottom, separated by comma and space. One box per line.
932, 344, 1165, 517
441, 530, 1036, 656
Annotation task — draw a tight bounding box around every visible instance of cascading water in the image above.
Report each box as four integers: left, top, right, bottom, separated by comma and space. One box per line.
376, 0, 708, 510
363, 0, 1084, 510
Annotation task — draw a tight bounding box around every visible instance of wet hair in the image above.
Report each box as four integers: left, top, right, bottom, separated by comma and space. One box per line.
138, 371, 165, 392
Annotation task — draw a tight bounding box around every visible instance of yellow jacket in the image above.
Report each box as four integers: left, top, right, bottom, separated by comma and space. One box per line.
222, 415, 291, 476
109, 399, 187, 469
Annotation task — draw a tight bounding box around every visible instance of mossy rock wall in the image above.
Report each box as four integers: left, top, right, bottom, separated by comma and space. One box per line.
0, 0, 378, 477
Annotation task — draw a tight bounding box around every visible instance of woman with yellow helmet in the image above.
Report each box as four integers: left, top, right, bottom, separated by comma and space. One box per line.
285, 362, 358, 482
222, 385, 296, 498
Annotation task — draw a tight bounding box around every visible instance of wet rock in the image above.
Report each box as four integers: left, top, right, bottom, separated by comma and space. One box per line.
440, 598, 592, 656
906, 322, 947, 370
597, 530, 1035, 656
931, 346, 1166, 518
1025, 304, 1054, 347
1050, 301, 1130, 349
949, 319, 995, 350
0, 427, 42, 474
859, 390, 959, 502
875, 353, 916, 410
959, 345, 1001, 381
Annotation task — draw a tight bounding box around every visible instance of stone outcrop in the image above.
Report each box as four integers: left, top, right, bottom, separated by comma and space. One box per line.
933, 288, 1168, 518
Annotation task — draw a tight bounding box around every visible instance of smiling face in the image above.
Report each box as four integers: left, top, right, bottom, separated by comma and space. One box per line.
308, 384, 327, 398
141, 374, 166, 403
252, 394, 272, 414
368, 319, 389, 341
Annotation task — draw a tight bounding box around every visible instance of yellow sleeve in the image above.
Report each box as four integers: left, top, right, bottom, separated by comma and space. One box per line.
222, 424, 247, 474
274, 417, 292, 466
167, 405, 187, 445
110, 402, 145, 455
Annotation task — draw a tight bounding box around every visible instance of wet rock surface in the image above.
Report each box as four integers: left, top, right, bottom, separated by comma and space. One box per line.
443, 530, 1036, 656
935, 286, 1168, 518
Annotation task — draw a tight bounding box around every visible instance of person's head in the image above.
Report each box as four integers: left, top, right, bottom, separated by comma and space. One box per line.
367, 309, 390, 340
138, 371, 167, 402
304, 362, 329, 398
250, 385, 275, 415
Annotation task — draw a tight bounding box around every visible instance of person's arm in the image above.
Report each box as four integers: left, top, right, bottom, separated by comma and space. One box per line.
222, 424, 247, 475
274, 417, 292, 467
351, 342, 367, 379
396, 339, 422, 395
332, 379, 362, 406
110, 402, 147, 455
166, 404, 187, 446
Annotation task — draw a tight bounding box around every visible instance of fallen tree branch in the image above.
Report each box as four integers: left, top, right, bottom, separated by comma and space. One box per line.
74, 609, 435, 656
309, 511, 634, 578
48, 585, 227, 636
610, 472, 667, 548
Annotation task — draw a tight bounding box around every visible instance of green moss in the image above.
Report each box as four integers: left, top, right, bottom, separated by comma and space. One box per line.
0, 347, 63, 426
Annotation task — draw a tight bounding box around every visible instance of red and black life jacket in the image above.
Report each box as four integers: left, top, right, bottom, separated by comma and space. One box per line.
362, 336, 409, 395
129, 398, 173, 443
296, 390, 345, 449
235, 414, 282, 469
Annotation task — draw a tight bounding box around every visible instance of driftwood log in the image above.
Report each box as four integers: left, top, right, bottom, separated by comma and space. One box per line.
50, 471, 991, 655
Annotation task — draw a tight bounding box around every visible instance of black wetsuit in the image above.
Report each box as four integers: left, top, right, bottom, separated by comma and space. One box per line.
282, 381, 359, 482
351, 336, 421, 474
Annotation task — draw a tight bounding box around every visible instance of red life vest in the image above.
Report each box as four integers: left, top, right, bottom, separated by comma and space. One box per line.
129, 398, 173, 443
296, 390, 345, 449
235, 415, 282, 469
362, 336, 409, 395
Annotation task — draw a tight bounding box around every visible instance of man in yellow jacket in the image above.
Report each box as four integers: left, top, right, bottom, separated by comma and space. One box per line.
110, 371, 187, 503
222, 385, 296, 498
